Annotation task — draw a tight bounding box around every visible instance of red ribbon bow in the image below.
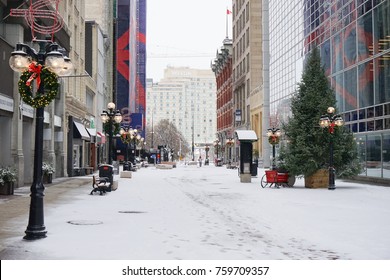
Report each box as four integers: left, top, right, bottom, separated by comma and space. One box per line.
26, 63, 43, 88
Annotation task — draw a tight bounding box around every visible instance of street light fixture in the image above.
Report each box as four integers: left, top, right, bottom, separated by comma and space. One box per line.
319, 106, 344, 190
266, 128, 282, 170
119, 126, 132, 170
101, 102, 122, 165
9, 40, 73, 240
205, 145, 210, 165
214, 139, 221, 165
226, 138, 234, 165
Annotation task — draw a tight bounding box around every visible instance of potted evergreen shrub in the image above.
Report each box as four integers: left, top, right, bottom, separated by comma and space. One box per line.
279, 47, 361, 188
0, 166, 17, 195
42, 162, 55, 184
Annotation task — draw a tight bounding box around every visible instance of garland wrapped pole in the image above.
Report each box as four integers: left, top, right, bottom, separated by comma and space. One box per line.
266, 128, 281, 170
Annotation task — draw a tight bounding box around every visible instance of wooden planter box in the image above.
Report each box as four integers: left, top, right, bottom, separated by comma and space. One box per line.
0, 182, 14, 195
304, 169, 329, 188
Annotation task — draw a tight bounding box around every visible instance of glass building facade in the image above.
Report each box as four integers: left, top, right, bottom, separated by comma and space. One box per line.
269, 0, 390, 180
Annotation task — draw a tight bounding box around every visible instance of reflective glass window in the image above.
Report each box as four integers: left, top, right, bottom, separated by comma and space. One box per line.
373, 1, 390, 54
335, 74, 344, 111
356, 135, 366, 176
357, 11, 373, 61
375, 119, 384, 130
375, 105, 383, 116
383, 133, 390, 178
375, 56, 390, 104
359, 121, 367, 132
358, 61, 374, 107
366, 134, 382, 177
332, 33, 344, 73
359, 109, 366, 119
367, 120, 375, 131
344, 23, 357, 67
344, 67, 358, 111
321, 40, 331, 75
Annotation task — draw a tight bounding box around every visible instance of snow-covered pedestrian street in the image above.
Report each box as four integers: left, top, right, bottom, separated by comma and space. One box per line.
2, 164, 390, 260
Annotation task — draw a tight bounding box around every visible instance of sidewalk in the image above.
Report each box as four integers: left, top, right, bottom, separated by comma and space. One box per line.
0, 176, 92, 253
1, 165, 390, 260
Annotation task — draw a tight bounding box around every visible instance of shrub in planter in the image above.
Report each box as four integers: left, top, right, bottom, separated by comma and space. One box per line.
0, 166, 17, 195
42, 162, 55, 184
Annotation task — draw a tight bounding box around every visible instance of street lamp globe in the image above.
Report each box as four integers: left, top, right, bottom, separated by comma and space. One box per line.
107, 102, 116, 110
58, 56, 74, 76
319, 116, 331, 128
327, 106, 335, 114
114, 112, 123, 123
44, 50, 65, 75
334, 116, 344, 127
100, 112, 109, 123
9, 49, 31, 72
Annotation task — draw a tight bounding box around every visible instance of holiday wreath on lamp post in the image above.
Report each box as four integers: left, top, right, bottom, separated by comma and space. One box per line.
18, 62, 59, 108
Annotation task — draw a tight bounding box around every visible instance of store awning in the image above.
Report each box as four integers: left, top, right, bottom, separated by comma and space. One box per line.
73, 121, 90, 141
235, 130, 258, 142
86, 128, 96, 136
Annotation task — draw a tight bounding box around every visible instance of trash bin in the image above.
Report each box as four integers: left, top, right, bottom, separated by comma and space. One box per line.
251, 159, 258, 177
123, 161, 130, 171
99, 164, 114, 191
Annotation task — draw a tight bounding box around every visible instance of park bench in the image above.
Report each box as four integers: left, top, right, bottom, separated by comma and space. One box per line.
90, 175, 111, 195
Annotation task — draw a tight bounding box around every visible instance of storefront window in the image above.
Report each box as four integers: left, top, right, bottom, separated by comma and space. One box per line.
366, 134, 381, 177
383, 133, 390, 178
356, 135, 366, 176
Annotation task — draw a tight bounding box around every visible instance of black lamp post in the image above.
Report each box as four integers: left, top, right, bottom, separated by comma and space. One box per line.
101, 102, 122, 165
214, 139, 220, 165
319, 106, 344, 190
226, 138, 234, 165
119, 126, 132, 170
266, 128, 281, 170
9, 40, 73, 240
205, 145, 210, 164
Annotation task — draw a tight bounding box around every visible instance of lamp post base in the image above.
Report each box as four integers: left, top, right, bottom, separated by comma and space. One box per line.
24, 228, 47, 240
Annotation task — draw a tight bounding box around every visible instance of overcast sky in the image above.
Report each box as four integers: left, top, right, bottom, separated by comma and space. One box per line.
146, 0, 232, 82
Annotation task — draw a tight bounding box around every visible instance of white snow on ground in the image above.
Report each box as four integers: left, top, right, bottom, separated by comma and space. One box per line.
2, 164, 390, 260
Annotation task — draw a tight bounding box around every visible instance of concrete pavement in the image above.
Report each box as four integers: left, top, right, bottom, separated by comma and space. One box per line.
1, 165, 390, 260
0, 176, 92, 254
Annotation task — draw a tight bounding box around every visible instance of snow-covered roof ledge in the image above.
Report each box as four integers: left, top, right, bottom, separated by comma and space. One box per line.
235, 130, 258, 141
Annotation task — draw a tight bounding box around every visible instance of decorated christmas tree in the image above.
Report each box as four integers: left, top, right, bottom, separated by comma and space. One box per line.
279, 47, 361, 178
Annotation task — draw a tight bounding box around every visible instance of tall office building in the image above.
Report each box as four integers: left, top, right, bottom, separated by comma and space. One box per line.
146, 67, 217, 149
269, 0, 390, 180
232, 0, 264, 158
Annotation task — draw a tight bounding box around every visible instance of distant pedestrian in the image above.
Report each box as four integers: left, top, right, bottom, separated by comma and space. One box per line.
198, 156, 202, 167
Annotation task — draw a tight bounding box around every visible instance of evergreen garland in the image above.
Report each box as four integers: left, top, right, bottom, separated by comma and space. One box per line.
103, 122, 120, 135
